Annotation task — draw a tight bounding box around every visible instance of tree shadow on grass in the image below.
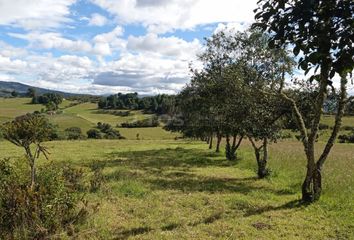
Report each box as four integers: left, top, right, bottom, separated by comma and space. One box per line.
113, 226, 153, 240
103, 147, 297, 196
106, 147, 236, 170
243, 199, 306, 217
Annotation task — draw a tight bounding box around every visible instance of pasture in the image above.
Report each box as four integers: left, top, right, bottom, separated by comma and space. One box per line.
0, 97, 353, 239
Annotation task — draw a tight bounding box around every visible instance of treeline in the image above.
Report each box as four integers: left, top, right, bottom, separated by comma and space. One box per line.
165, 4, 353, 204
98, 92, 175, 115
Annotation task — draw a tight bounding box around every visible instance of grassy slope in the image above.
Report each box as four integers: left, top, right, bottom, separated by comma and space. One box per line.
1, 97, 353, 238
0, 98, 177, 139
0, 139, 353, 239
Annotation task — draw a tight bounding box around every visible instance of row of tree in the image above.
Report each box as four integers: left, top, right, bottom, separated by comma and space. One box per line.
98, 92, 176, 115
166, 0, 353, 203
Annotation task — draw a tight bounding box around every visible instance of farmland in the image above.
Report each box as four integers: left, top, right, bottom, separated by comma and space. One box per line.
0, 97, 353, 239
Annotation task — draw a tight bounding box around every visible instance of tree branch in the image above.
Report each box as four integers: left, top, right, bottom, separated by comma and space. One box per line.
317, 76, 348, 169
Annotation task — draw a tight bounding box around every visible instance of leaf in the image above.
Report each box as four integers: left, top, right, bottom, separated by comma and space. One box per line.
293, 46, 300, 56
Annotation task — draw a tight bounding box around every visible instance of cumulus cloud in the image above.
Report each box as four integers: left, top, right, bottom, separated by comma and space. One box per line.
88, 13, 108, 26
0, 0, 75, 30
9, 32, 92, 53
0, 55, 28, 73
93, 26, 125, 55
127, 33, 201, 59
91, 0, 257, 33
91, 52, 190, 91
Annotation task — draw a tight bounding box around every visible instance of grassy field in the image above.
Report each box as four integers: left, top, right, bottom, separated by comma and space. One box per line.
0, 139, 353, 239
0, 98, 177, 139
1, 97, 353, 239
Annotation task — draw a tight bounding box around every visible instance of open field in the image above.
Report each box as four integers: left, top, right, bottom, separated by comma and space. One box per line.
0, 139, 353, 239
1, 97, 353, 238
0, 98, 178, 140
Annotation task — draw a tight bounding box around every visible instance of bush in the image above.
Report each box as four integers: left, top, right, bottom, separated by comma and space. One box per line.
341, 125, 354, 131
318, 123, 330, 130
87, 129, 102, 139
338, 130, 354, 143
65, 127, 85, 140
89, 161, 106, 192
120, 117, 159, 128
96, 122, 125, 139
0, 160, 89, 239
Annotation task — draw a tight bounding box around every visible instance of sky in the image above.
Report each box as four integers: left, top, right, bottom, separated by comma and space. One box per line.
0, 0, 259, 95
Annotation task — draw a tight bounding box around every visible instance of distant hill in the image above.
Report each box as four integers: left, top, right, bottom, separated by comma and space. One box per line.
0, 81, 90, 98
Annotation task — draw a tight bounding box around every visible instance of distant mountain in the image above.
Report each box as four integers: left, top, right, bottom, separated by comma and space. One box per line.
0, 81, 91, 98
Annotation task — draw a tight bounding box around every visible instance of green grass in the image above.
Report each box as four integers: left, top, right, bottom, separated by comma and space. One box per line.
0, 98, 42, 121
322, 114, 354, 128
0, 98, 178, 139
1, 97, 353, 238
0, 139, 352, 239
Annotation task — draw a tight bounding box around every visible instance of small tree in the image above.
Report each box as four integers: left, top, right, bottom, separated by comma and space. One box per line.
1, 114, 53, 189
255, 0, 354, 202
26, 88, 36, 98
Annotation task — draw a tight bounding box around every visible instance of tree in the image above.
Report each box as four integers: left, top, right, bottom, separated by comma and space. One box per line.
87, 129, 102, 139
26, 88, 36, 98
255, 0, 354, 202
11, 90, 18, 97
1, 114, 54, 189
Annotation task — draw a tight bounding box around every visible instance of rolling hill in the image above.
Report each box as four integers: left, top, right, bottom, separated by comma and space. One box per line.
0, 81, 89, 98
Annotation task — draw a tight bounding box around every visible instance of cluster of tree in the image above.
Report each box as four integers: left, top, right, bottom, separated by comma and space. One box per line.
120, 117, 159, 128
31, 92, 64, 111
338, 129, 354, 143
65, 127, 85, 140
87, 122, 125, 139
166, 0, 353, 203
98, 92, 176, 115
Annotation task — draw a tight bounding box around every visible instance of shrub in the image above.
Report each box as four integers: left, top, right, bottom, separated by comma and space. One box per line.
89, 161, 106, 192
120, 117, 159, 128
318, 123, 330, 130
87, 129, 102, 139
0, 160, 89, 239
341, 125, 354, 131
96, 122, 125, 139
65, 127, 85, 140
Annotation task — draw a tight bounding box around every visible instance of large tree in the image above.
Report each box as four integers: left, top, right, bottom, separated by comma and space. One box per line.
255, 0, 354, 202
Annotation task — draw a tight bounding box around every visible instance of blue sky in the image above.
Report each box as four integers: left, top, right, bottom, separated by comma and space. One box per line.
0, 0, 257, 95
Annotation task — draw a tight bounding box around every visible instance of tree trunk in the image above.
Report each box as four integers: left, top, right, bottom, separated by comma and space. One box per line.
209, 134, 213, 149
25, 146, 36, 189
226, 134, 243, 161
257, 138, 269, 178
216, 133, 222, 153
249, 137, 269, 178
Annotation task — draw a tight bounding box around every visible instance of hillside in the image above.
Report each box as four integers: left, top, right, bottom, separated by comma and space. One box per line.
0, 81, 90, 98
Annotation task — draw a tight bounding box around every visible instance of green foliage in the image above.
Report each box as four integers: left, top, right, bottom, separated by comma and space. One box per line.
26, 88, 36, 98
254, 0, 354, 78
0, 160, 89, 239
96, 122, 125, 139
98, 92, 176, 115
87, 129, 102, 139
32, 93, 63, 111
338, 130, 354, 143
89, 161, 106, 192
121, 116, 159, 128
65, 127, 85, 140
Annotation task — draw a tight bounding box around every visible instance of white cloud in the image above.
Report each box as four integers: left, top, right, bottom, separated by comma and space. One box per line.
127, 33, 201, 59
92, 26, 125, 55
92, 52, 190, 92
88, 13, 108, 26
9, 32, 92, 53
91, 0, 257, 33
0, 55, 28, 73
0, 0, 75, 30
